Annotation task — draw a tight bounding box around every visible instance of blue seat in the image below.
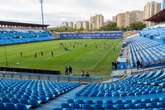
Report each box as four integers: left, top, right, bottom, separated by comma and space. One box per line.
135, 103, 146, 109
11, 98, 19, 104
76, 100, 85, 104
5, 103, 16, 110
113, 100, 122, 104
159, 97, 165, 102
67, 99, 74, 104
82, 104, 93, 109
0, 103, 5, 110
61, 103, 71, 109
122, 100, 132, 104
93, 104, 104, 110
16, 104, 31, 110
113, 104, 125, 109
70, 103, 80, 109
105, 100, 113, 105
124, 103, 136, 109
132, 99, 141, 104
141, 99, 151, 103
19, 99, 29, 104
38, 96, 49, 103
146, 102, 158, 108
95, 100, 103, 105
86, 100, 94, 104
28, 99, 41, 107
150, 98, 159, 102
104, 104, 113, 109
53, 108, 62, 110
157, 102, 165, 108
2, 98, 10, 103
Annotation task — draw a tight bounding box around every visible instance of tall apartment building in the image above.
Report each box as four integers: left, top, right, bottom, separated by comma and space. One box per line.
75, 21, 83, 30
116, 10, 144, 28
60, 14, 104, 31
62, 22, 69, 27
68, 22, 74, 28
116, 13, 126, 28
144, 1, 161, 27
62, 21, 89, 30
90, 15, 104, 30
73, 23, 77, 29
131, 11, 144, 23
82, 21, 89, 30
112, 16, 117, 23
163, 0, 165, 9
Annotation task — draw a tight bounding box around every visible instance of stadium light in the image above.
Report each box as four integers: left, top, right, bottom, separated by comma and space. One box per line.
40, 0, 45, 25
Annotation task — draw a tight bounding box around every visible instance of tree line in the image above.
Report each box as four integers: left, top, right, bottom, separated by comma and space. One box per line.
100, 22, 146, 31
49, 22, 146, 32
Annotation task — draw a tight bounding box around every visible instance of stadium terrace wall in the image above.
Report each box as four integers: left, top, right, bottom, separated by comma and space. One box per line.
0, 66, 61, 75
58, 31, 123, 39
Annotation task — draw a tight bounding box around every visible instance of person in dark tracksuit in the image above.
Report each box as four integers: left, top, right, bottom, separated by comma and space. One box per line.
137, 60, 142, 69
69, 66, 73, 75
65, 66, 69, 75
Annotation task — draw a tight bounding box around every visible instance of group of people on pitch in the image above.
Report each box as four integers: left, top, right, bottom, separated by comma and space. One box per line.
65, 66, 72, 75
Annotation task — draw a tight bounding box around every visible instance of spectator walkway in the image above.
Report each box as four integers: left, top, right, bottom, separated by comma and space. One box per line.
36, 85, 86, 110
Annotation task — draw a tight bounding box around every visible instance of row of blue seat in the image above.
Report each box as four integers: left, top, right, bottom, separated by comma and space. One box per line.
77, 69, 165, 97
140, 27, 165, 44
0, 79, 80, 109
58, 102, 165, 110
55, 68, 165, 109
127, 37, 165, 67
0, 30, 54, 45
0, 103, 31, 110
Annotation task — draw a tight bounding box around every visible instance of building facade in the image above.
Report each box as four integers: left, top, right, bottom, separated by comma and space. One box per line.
162, 0, 165, 9
90, 15, 104, 30
75, 21, 83, 30
112, 16, 117, 23
82, 21, 89, 30
60, 14, 104, 31
62, 22, 68, 27
116, 11, 144, 28
116, 13, 126, 28
68, 22, 74, 28
144, 1, 161, 27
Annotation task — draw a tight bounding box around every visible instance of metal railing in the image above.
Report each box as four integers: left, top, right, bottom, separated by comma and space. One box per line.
0, 71, 103, 84
128, 65, 165, 75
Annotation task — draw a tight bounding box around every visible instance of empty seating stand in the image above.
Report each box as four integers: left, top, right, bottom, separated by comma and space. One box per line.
140, 27, 165, 44
0, 30, 54, 45
55, 68, 165, 109
127, 36, 165, 67
0, 79, 80, 110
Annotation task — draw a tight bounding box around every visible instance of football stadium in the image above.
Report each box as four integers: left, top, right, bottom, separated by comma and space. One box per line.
0, 0, 164, 110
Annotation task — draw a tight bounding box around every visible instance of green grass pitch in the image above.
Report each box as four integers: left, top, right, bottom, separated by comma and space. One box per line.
0, 39, 122, 76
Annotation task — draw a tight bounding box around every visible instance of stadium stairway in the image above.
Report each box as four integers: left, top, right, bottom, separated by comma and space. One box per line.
36, 85, 86, 110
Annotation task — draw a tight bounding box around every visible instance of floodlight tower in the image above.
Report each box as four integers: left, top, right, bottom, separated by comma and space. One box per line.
40, 0, 45, 25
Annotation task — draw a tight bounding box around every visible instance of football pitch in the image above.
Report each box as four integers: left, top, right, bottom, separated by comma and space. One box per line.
0, 39, 122, 76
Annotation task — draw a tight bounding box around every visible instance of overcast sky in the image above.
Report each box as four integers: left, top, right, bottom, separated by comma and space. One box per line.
0, 0, 162, 26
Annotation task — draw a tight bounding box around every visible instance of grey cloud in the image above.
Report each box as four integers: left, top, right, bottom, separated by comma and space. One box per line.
0, 0, 162, 26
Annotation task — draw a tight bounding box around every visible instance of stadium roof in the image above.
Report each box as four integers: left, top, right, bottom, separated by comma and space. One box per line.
145, 9, 165, 23
0, 21, 49, 28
